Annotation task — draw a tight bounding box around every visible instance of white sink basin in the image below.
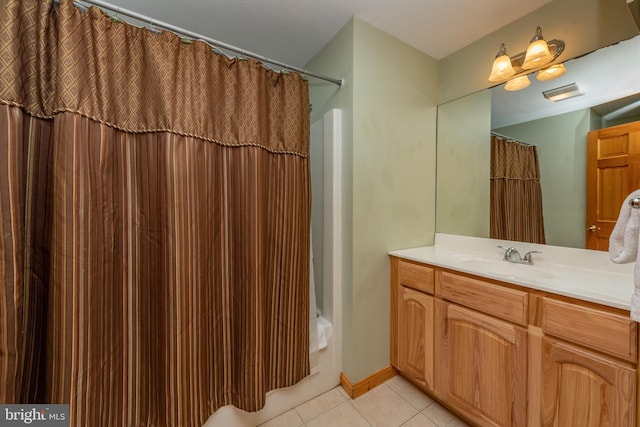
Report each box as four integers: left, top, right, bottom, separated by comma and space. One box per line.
456, 257, 555, 280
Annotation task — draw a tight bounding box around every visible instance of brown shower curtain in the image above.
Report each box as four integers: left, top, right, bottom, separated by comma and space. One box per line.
0, 1, 310, 425
490, 134, 546, 244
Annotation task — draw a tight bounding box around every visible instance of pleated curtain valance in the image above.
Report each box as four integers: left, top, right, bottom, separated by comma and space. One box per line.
0, 0, 310, 156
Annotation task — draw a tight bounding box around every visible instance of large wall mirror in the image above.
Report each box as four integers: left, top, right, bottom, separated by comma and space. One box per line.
436, 34, 640, 249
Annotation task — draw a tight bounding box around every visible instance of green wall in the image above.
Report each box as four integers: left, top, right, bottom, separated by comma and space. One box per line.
494, 109, 596, 248
436, 90, 491, 238
307, 17, 438, 383
605, 114, 640, 128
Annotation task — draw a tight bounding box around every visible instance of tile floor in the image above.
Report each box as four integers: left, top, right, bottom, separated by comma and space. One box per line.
259, 375, 469, 427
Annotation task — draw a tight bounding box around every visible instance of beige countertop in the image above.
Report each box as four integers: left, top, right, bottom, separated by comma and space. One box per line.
389, 233, 635, 311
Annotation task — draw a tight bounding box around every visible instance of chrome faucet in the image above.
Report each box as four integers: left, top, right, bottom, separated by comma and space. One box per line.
522, 251, 542, 265
498, 245, 522, 263
497, 246, 542, 265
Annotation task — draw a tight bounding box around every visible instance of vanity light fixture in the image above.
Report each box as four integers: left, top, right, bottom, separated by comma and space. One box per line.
488, 26, 565, 91
536, 63, 567, 81
522, 26, 553, 69
542, 83, 584, 102
504, 75, 531, 91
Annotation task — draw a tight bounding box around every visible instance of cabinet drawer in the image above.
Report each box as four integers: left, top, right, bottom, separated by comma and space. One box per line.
398, 259, 434, 294
542, 298, 637, 362
440, 272, 528, 325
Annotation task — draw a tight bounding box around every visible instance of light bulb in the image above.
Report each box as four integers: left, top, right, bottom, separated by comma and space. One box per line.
536, 63, 567, 81
522, 27, 553, 69
504, 75, 531, 91
488, 43, 515, 82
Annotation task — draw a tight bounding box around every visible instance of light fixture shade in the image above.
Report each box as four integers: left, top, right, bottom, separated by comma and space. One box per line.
504, 75, 531, 91
522, 27, 553, 69
488, 43, 515, 82
536, 63, 567, 81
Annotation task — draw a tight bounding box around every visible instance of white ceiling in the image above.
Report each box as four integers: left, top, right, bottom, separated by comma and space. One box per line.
106, 0, 553, 66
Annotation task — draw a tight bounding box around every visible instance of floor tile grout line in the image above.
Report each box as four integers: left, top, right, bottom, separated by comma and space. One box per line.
379, 383, 422, 425
350, 383, 416, 427
293, 387, 347, 425
400, 412, 429, 427
348, 384, 379, 426
344, 397, 374, 427
292, 406, 305, 426
388, 378, 461, 426
386, 380, 422, 411
261, 378, 466, 427
385, 379, 436, 413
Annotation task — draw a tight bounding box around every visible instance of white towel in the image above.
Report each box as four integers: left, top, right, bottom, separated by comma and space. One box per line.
610, 190, 640, 263
633, 262, 640, 321
317, 319, 328, 351
609, 189, 640, 321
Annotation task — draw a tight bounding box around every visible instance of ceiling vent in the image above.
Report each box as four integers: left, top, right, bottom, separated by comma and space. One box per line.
629, 0, 640, 31
542, 83, 584, 102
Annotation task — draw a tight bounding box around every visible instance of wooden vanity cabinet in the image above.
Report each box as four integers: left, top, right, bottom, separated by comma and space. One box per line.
541, 337, 636, 426
397, 286, 434, 390
390, 255, 639, 427
538, 297, 637, 426
435, 271, 529, 426
436, 300, 528, 426
391, 257, 435, 391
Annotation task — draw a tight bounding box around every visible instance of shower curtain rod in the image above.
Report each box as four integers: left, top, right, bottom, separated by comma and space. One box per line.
57, 0, 344, 87
491, 131, 535, 146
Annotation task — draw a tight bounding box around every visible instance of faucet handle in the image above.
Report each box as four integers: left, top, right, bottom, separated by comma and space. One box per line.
497, 245, 515, 261
523, 251, 542, 264
497, 245, 510, 257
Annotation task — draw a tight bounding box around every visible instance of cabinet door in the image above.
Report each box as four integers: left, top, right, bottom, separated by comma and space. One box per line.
436, 300, 527, 427
542, 337, 636, 426
398, 285, 434, 391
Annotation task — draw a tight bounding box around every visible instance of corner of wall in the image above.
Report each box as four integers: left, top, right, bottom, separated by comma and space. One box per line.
348, 18, 439, 383
305, 16, 356, 380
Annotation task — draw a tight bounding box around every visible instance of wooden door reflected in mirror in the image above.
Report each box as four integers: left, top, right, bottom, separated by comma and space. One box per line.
586, 121, 640, 250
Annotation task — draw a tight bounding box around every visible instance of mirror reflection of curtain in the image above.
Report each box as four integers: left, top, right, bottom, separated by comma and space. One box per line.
490, 134, 546, 244
0, 0, 310, 425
